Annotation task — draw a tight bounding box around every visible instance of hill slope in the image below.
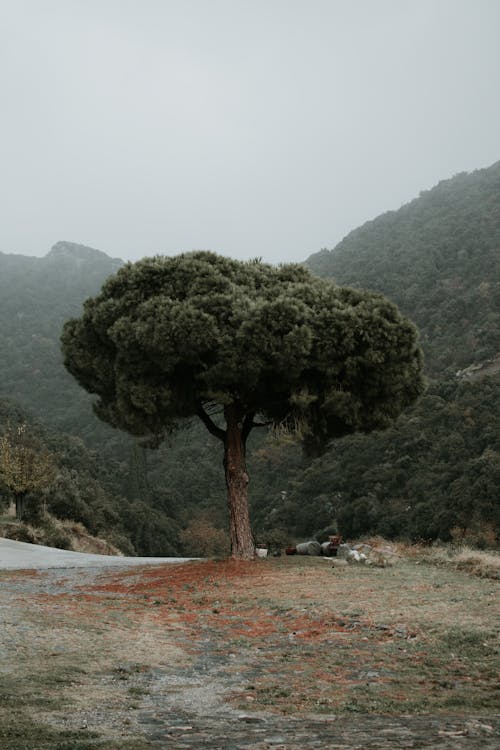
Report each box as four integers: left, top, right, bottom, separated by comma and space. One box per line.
0, 244, 229, 553
2, 171, 499, 549
307, 161, 500, 375
0, 241, 122, 441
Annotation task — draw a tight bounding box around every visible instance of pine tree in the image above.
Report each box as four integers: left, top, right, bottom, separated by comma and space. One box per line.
61, 252, 424, 559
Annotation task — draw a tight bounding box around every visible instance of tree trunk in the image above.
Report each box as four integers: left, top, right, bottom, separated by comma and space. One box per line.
15, 492, 25, 519
224, 404, 255, 560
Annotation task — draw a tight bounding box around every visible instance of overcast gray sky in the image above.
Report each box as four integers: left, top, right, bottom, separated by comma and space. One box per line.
1, 0, 499, 264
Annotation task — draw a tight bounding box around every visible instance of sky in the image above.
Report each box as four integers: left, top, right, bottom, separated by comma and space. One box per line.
1, 0, 499, 265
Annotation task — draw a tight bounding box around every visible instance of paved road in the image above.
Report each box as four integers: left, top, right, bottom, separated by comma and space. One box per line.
0, 536, 197, 569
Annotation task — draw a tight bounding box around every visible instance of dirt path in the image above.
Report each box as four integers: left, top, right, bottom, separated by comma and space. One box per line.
1, 560, 498, 749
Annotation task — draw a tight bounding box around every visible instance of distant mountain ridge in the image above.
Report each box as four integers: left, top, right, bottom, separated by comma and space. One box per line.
46, 240, 122, 262
0, 241, 123, 440
0, 240, 122, 267
306, 161, 500, 375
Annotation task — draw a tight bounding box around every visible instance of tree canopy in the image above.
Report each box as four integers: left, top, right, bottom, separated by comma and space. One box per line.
0, 422, 57, 518
61, 252, 424, 558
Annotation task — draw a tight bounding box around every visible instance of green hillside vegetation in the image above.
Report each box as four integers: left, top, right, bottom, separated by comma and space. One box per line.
297, 162, 500, 545
1, 159, 499, 553
0, 397, 181, 555
307, 161, 500, 376
0, 242, 123, 443
251, 373, 500, 546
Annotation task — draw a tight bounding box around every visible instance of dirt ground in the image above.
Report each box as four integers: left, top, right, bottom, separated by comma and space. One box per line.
0, 554, 498, 749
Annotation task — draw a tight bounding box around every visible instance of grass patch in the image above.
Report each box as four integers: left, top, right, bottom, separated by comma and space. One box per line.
403, 543, 500, 579
0, 713, 99, 750
1, 547, 499, 735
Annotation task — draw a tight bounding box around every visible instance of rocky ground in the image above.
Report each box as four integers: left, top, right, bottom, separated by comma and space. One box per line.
0, 553, 498, 749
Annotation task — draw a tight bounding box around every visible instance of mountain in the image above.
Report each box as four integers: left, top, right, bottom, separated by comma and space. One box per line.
291, 162, 500, 545
0, 242, 123, 441
306, 161, 500, 375
0, 242, 230, 554
1, 164, 499, 550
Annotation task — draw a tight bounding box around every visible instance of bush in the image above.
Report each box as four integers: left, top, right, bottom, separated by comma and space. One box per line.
450, 524, 498, 550
18, 492, 45, 526
179, 516, 229, 558
258, 527, 289, 553
1, 522, 40, 544
41, 520, 73, 550
314, 524, 339, 544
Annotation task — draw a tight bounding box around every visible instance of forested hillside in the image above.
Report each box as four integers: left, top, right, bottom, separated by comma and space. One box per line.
307, 161, 500, 375
0, 243, 190, 554
0, 397, 181, 555
1, 159, 499, 552
0, 242, 123, 443
296, 162, 500, 545
252, 374, 500, 546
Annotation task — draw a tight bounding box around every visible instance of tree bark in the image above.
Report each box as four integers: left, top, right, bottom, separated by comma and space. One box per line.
15, 492, 25, 519
224, 403, 255, 560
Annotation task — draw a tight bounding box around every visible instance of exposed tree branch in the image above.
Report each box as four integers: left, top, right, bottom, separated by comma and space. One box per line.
203, 401, 224, 418
196, 403, 226, 442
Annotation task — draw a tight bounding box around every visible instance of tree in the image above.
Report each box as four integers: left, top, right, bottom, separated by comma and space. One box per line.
0, 423, 57, 518
61, 252, 424, 559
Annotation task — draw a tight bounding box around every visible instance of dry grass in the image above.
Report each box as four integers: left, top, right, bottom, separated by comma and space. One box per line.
58, 519, 123, 556
393, 541, 500, 580
452, 549, 500, 578
1, 544, 498, 747
0, 514, 123, 556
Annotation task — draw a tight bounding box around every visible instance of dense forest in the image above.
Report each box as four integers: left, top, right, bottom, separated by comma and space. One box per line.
250, 374, 500, 547
1, 161, 499, 552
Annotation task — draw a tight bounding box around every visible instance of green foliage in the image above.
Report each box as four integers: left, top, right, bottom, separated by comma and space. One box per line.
61, 252, 424, 456
307, 161, 500, 376
0, 242, 123, 442
255, 374, 500, 543
0, 398, 179, 555
2, 162, 498, 551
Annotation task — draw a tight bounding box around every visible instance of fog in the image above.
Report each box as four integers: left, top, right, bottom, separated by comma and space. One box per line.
1, 0, 499, 264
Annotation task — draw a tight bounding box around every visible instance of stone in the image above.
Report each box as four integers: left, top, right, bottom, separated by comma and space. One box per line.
336, 544, 351, 560
296, 541, 322, 556
331, 558, 348, 568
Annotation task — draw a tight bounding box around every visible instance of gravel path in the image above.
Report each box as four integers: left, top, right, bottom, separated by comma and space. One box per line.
1, 543, 499, 749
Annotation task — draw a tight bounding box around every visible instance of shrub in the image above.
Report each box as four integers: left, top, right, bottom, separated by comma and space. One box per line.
42, 523, 72, 550
1, 521, 40, 544
179, 516, 229, 558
